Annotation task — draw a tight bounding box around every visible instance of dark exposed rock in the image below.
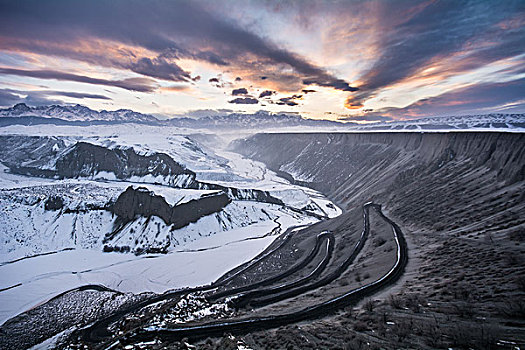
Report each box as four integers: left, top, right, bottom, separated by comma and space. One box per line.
44, 195, 64, 211
0, 135, 65, 170
55, 142, 194, 180
110, 186, 231, 229
0, 136, 285, 206
0, 137, 196, 185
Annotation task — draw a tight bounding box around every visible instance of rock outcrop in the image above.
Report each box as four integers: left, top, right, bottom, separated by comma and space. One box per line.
111, 186, 231, 229
55, 142, 194, 181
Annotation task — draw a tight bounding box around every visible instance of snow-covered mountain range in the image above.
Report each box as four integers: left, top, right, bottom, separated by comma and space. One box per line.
0, 103, 159, 123
354, 113, 525, 131
0, 103, 524, 131
166, 110, 344, 129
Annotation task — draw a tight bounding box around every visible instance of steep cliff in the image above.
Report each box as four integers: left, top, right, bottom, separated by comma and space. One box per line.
111, 186, 231, 229
232, 132, 525, 238
0, 137, 195, 186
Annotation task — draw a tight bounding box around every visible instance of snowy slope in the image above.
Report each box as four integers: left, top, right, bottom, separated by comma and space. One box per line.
0, 122, 341, 325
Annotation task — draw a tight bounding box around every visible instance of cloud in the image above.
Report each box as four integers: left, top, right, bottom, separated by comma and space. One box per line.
235, 77, 242, 81
0, 89, 31, 106
0, 67, 157, 92
259, 90, 275, 98
0, 88, 110, 107
302, 89, 316, 94
161, 85, 192, 92
375, 78, 525, 117
276, 94, 303, 106
338, 115, 393, 122
175, 108, 235, 118
344, 99, 364, 110
45, 91, 111, 100
303, 78, 357, 92
129, 56, 191, 82
232, 88, 248, 95
0, 1, 356, 92
348, 0, 525, 106
277, 100, 298, 106
277, 95, 300, 106
229, 97, 259, 104
208, 75, 231, 88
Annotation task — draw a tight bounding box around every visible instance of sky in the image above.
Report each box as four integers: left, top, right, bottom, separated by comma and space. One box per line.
0, 0, 524, 122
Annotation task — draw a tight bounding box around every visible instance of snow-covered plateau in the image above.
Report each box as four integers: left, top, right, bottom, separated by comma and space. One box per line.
0, 123, 340, 325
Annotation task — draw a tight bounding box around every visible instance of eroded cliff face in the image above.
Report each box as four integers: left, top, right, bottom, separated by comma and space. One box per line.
55, 142, 194, 180
111, 186, 231, 229
232, 132, 525, 237
0, 137, 196, 186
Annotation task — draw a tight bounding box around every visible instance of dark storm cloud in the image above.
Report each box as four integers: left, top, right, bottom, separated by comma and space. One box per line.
0, 67, 157, 92
232, 88, 248, 95
273, 94, 302, 106
303, 78, 357, 92
376, 78, 525, 117
277, 94, 302, 106
229, 97, 259, 104
348, 0, 525, 106
129, 57, 191, 82
0, 0, 356, 92
259, 90, 275, 98
277, 100, 298, 106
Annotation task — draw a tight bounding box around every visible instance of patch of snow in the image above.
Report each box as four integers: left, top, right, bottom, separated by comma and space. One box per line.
0, 222, 280, 324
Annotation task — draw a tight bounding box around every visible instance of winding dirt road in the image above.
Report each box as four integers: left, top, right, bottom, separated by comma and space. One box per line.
113, 203, 408, 345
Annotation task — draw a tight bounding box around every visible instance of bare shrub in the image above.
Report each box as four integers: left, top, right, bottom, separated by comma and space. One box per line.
452, 301, 475, 319
364, 299, 374, 312
389, 294, 403, 309
405, 294, 423, 313
423, 318, 443, 348
450, 321, 498, 349
392, 318, 412, 343
355, 273, 361, 282
339, 278, 349, 286
452, 282, 472, 301
353, 320, 369, 332
373, 237, 386, 247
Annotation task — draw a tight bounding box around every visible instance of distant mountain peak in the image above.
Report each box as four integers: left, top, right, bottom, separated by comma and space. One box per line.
0, 103, 159, 123
12, 103, 30, 112
0, 103, 523, 131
